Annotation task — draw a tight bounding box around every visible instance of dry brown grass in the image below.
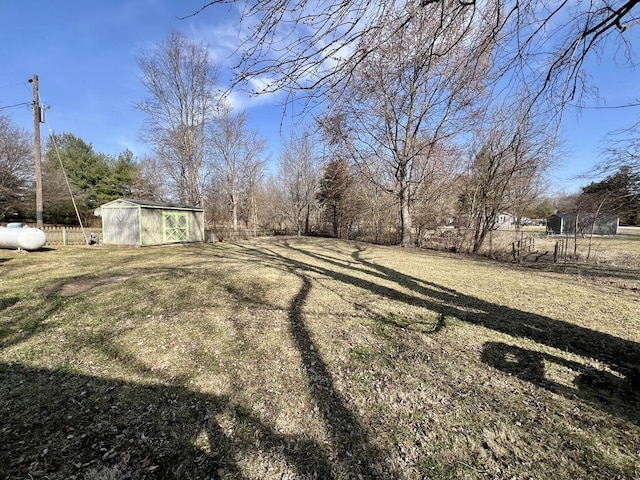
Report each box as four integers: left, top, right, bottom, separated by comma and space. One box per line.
1, 238, 639, 479
464, 227, 640, 280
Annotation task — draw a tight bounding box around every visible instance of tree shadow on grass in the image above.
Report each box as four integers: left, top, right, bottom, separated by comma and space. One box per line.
349, 247, 639, 369
5, 239, 636, 477
0, 249, 384, 479
520, 260, 640, 283
0, 297, 20, 344
218, 243, 397, 477
286, 273, 387, 478
481, 342, 640, 424
0, 296, 19, 310
0, 362, 335, 480
0, 296, 66, 350
234, 239, 639, 425
347, 246, 640, 423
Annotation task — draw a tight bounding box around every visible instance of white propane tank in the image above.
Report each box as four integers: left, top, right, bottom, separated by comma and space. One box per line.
0, 225, 47, 250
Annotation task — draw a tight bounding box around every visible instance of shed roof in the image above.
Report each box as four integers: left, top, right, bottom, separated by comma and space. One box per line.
100, 198, 204, 212
550, 212, 618, 219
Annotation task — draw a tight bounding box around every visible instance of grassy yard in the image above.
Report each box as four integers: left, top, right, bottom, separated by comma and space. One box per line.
1, 238, 639, 479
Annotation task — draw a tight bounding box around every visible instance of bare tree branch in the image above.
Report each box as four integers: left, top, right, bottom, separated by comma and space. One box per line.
135, 31, 220, 206
187, 0, 640, 118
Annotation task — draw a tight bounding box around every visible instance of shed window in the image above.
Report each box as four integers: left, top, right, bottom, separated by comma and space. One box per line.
163, 212, 189, 242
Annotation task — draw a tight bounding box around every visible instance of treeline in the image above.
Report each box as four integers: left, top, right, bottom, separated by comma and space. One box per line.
1, 111, 637, 253
3, 16, 639, 250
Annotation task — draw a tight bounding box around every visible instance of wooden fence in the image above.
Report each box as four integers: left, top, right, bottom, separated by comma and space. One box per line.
42, 226, 99, 246
42, 226, 265, 246
511, 237, 535, 262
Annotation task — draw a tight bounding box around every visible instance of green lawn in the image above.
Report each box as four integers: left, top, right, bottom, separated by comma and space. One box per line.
1, 238, 638, 479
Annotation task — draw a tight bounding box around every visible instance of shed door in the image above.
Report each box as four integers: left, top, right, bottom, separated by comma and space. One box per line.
104, 206, 140, 245
162, 211, 189, 243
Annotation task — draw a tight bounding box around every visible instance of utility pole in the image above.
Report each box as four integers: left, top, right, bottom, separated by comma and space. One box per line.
30, 74, 44, 228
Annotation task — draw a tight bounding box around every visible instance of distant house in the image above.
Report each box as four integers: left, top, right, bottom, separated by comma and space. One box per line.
547, 212, 619, 235
98, 199, 205, 246
496, 213, 515, 228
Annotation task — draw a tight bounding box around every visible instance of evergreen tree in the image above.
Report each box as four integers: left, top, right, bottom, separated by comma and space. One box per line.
43, 133, 144, 223
581, 166, 640, 225
317, 158, 353, 239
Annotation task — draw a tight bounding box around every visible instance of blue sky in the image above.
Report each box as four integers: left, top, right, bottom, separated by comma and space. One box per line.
0, 1, 290, 164
1, 0, 639, 194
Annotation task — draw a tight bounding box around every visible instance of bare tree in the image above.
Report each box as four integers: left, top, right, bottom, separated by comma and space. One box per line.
458, 102, 554, 253
239, 155, 268, 236
356, 177, 397, 244
259, 173, 291, 234
413, 143, 462, 242
320, 1, 493, 246
278, 129, 321, 236
135, 155, 173, 202
203, 174, 229, 235
0, 115, 32, 221
135, 31, 219, 206
208, 104, 267, 237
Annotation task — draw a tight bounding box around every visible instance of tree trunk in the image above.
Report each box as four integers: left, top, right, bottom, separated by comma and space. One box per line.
399, 183, 412, 247
250, 187, 258, 237
304, 204, 311, 236
471, 211, 485, 254
296, 207, 303, 236
230, 192, 238, 236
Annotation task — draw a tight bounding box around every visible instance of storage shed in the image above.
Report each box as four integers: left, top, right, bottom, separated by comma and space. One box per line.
99, 199, 205, 246
547, 212, 619, 235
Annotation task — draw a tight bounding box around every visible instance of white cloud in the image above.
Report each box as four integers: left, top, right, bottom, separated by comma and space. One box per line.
222, 81, 286, 112
186, 10, 246, 67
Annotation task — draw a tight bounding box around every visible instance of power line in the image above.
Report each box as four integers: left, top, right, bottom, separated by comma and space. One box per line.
0, 101, 32, 111
0, 78, 36, 112
569, 101, 640, 110
0, 80, 28, 90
